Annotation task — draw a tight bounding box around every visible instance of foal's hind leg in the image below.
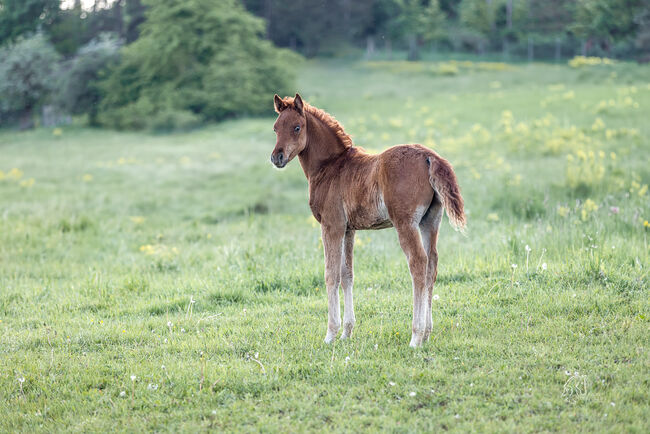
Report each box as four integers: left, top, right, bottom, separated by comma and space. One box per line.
419, 202, 444, 342
340, 229, 356, 339
394, 221, 429, 347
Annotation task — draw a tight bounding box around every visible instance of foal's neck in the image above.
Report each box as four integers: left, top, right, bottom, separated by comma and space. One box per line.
298, 111, 348, 181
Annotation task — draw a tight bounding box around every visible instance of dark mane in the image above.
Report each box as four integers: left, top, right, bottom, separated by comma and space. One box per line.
282, 96, 353, 149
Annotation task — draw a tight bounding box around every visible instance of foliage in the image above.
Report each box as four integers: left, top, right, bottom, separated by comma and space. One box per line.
124, 0, 147, 43
0, 0, 58, 45
55, 35, 120, 126
98, 0, 299, 130
0, 33, 60, 128
573, 0, 642, 44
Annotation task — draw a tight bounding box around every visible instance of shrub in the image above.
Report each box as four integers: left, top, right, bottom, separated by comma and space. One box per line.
98, 0, 300, 130
55, 35, 120, 126
0, 33, 60, 129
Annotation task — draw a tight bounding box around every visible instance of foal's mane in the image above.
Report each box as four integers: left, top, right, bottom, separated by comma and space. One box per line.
281, 96, 353, 149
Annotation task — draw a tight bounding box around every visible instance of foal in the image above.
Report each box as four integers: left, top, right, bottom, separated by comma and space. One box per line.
270, 94, 465, 347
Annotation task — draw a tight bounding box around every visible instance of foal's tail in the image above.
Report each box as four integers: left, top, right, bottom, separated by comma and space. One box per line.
427, 155, 466, 231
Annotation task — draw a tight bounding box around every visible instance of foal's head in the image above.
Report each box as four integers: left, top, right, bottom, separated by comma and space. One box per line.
271, 93, 307, 168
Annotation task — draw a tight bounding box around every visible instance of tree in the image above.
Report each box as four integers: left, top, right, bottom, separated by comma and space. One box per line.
124, 0, 146, 43
573, 0, 642, 53
0, 33, 60, 128
98, 0, 299, 130
459, 0, 497, 53
0, 0, 59, 45
55, 35, 120, 126
421, 0, 448, 49
46, 0, 86, 56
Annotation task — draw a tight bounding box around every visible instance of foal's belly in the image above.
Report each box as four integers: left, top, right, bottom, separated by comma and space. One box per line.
345, 193, 393, 230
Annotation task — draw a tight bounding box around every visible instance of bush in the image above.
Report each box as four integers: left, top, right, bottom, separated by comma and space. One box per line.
98, 0, 300, 131
55, 35, 120, 126
0, 33, 60, 129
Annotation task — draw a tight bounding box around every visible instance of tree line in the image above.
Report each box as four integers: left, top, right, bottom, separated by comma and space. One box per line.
0, 0, 648, 130
243, 0, 648, 60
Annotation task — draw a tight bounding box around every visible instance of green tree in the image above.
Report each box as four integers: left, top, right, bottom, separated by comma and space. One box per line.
55, 35, 120, 126
459, 0, 497, 53
124, 0, 146, 43
399, 0, 446, 60
0, 0, 59, 45
573, 0, 642, 53
0, 33, 60, 128
46, 0, 86, 56
98, 0, 299, 130
422, 0, 448, 47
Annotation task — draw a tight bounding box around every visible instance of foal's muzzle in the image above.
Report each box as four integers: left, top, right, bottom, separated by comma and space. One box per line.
270, 150, 286, 168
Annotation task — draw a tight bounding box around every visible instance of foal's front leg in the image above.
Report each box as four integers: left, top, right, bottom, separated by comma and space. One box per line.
322, 225, 345, 344
340, 229, 355, 339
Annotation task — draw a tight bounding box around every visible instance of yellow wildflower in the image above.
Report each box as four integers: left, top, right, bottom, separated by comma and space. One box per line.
591, 118, 605, 131
19, 178, 35, 188
7, 168, 23, 180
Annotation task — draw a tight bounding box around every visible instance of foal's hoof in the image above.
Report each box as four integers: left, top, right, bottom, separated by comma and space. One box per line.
409, 334, 424, 347
340, 322, 355, 340
324, 332, 337, 344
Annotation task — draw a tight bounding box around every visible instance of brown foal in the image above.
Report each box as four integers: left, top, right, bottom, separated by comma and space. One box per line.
270, 94, 465, 347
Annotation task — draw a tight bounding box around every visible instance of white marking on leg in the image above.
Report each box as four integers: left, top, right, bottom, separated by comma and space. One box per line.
340, 230, 355, 339
322, 227, 344, 344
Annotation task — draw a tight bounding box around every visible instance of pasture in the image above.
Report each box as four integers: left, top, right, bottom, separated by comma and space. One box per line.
1, 58, 648, 431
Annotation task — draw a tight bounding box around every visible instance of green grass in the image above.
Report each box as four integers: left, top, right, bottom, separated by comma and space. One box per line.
1, 58, 649, 432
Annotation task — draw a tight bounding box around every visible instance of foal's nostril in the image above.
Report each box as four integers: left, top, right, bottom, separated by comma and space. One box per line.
278, 152, 284, 163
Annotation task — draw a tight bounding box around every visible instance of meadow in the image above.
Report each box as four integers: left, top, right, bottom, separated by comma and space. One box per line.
1, 57, 648, 432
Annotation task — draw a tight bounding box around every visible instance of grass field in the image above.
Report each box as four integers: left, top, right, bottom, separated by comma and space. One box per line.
1, 58, 649, 432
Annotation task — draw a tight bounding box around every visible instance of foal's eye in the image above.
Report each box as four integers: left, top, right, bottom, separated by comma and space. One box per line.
294, 125, 301, 133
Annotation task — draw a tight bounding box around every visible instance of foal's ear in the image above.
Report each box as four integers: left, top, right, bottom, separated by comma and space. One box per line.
294, 93, 304, 115
274, 94, 286, 113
